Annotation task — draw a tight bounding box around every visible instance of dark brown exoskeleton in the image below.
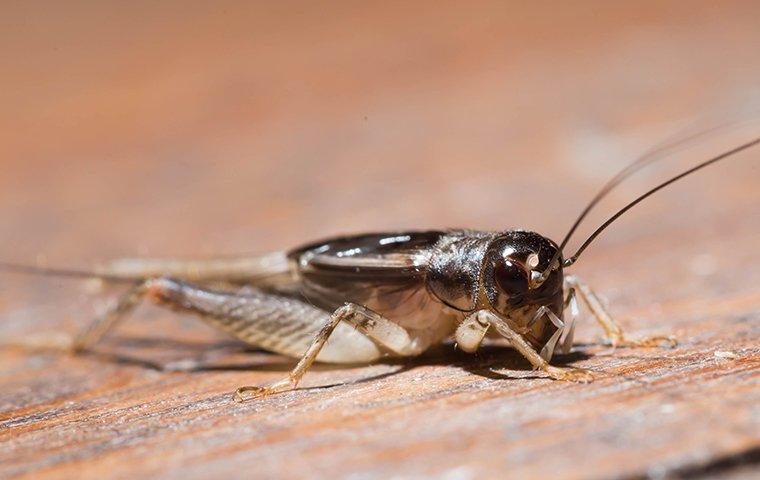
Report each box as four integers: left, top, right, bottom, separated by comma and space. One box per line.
1, 136, 757, 401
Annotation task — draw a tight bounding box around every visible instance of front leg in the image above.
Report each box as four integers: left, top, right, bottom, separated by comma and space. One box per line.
470, 310, 594, 383
565, 275, 676, 348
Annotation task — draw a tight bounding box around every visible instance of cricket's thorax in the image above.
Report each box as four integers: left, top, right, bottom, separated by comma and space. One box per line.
426, 230, 565, 348
426, 230, 499, 311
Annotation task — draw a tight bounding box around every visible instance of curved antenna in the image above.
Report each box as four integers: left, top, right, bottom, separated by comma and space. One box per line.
562, 136, 759, 267
534, 117, 758, 285
557, 121, 746, 259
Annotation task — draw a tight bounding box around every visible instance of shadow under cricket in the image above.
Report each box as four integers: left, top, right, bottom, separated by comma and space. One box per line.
82, 333, 595, 384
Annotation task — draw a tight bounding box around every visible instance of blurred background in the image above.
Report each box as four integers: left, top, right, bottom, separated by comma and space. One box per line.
2, 3, 760, 478
1, 0, 758, 331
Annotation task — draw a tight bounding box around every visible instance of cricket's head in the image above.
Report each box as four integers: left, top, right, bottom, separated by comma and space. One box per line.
483, 230, 564, 316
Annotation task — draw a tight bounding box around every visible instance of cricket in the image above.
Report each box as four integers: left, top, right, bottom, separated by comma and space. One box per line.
2, 135, 758, 402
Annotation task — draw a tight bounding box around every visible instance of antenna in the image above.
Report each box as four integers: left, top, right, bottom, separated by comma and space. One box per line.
563, 136, 759, 267
533, 117, 759, 287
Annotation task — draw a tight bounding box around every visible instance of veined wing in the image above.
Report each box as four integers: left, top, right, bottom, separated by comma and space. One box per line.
287, 231, 445, 311
290, 231, 443, 279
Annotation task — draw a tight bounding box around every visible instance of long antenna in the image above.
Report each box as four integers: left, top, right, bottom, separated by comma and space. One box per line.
556, 121, 744, 260
534, 118, 758, 285
563, 136, 759, 267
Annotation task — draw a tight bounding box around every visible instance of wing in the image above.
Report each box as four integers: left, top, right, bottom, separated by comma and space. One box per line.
286, 231, 445, 312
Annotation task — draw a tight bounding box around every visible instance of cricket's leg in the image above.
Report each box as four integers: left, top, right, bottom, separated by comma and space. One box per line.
476, 310, 594, 382
8, 254, 293, 351
66, 276, 417, 400
337, 303, 424, 357
234, 304, 350, 400
1, 280, 150, 353
454, 313, 489, 353
234, 303, 423, 401
71, 282, 266, 353
558, 286, 578, 355
136, 278, 421, 400
71, 281, 150, 352
565, 275, 676, 348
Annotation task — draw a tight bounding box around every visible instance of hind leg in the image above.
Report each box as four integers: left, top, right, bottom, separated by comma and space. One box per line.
70, 280, 253, 352
66, 277, 421, 399
86, 278, 422, 400
71, 282, 149, 352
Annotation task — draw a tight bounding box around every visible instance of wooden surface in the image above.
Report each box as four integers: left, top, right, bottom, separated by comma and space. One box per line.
1, 2, 759, 479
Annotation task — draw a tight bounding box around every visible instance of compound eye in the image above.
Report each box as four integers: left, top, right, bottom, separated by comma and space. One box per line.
494, 258, 529, 297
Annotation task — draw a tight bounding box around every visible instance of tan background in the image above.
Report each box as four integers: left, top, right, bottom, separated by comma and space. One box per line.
1, 1, 759, 479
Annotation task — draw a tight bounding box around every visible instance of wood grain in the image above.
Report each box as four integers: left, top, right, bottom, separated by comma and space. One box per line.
1, 1, 759, 479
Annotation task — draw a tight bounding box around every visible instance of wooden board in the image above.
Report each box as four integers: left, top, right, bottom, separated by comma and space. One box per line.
1, 1, 759, 479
